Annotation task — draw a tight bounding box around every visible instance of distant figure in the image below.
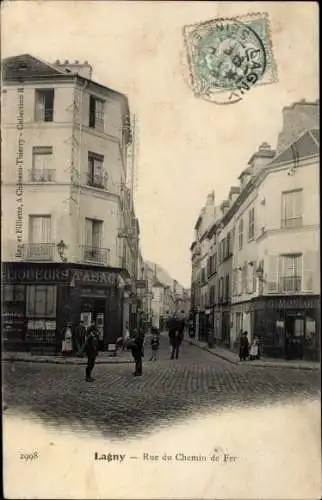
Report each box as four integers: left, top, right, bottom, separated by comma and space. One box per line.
124, 323, 130, 350
131, 331, 144, 376
239, 331, 249, 361
150, 332, 160, 361
249, 336, 260, 360
169, 315, 183, 360
83, 321, 100, 382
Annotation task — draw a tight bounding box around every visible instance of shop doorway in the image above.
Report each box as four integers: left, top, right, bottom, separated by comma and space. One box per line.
80, 298, 105, 349
284, 313, 304, 359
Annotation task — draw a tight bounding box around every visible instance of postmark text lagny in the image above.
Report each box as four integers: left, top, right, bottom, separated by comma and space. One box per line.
183, 12, 277, 104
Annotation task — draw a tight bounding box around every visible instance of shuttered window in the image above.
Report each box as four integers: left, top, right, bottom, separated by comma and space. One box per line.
281, 189, 303, 228
279, 254, 302, 292
29, 215, 51, 243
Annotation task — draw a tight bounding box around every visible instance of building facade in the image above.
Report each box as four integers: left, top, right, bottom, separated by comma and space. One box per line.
2, 54, 142, 353
190, 99, 320, 361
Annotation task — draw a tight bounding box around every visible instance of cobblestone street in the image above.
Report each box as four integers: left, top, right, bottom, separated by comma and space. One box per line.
3, 334, 320, 439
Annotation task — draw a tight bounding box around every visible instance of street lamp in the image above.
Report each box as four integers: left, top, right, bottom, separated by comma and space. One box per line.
57, 240, 67, 262
256, 263, 264, 281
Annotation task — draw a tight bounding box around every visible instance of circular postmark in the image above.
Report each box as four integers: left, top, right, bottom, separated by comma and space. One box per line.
184, 17, 267, 104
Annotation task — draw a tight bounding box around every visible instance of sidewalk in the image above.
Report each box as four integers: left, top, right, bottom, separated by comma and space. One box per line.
2, 350, 134, 365
185, 338, 320, 371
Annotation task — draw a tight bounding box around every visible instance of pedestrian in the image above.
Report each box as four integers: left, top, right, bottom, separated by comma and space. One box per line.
74, 320, 86, 357
169, 315, 183, 360
249, 336, 260, 360
239, 331, 249, 361
150, 332, 160, 361
131, 330, 144, 376
83, 320, 100, 382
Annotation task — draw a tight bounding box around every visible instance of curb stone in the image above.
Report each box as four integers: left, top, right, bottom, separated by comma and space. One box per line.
2, 355, 133, 365
185, 340, 319, 371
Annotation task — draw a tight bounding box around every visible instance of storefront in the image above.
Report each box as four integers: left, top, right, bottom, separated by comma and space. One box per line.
2, 262, 126, 354
253, 296, 320, 361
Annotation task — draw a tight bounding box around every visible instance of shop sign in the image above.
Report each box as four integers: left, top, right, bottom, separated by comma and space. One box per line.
73, 269, 117, 286
268, 297, 320, 310
2, 267, 69, 283
136, 280, 147, 290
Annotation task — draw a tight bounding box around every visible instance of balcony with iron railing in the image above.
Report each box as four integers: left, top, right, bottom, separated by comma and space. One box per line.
81, 245, 110, 266
22, 243, 55, 261
87, 172, 108, 190
35, 108, 54, 122
281, 216, 303, 229
278, 276, 302, 293
29, 169, 56, 183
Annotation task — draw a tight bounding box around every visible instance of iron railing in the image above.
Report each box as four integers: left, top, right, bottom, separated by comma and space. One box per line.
87, 172, 108, 189
81, 245, 110, 265
35, 108, 54, 122
279, 276, 302, 293
29, 169, 56, 182
22, 243, 55, 261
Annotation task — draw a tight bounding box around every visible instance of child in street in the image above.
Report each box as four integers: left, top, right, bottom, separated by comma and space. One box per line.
249, 337, 260, 360
150, 332, 160, 361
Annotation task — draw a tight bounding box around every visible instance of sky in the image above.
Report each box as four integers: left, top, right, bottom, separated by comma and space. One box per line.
2, 1, 318, 288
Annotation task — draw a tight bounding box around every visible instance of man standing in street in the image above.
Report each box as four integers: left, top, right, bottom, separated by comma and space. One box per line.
131, 330, 145, 376
169, 314, 183, 360
83, 320, 100, 382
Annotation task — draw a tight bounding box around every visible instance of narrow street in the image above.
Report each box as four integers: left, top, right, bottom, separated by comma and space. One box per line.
4, 333, 320, 440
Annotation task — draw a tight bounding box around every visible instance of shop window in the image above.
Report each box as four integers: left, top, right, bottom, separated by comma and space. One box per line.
305, 317, 316, 346
3, 284, 25, 302
26, 285, 57, 318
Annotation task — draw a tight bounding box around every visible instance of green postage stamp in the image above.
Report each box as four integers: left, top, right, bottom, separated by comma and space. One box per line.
183, 12, 278, 104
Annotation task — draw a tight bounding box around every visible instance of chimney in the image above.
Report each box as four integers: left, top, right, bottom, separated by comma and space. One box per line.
54, 59, 93, 79
229, 186, 240, 205
220, 199, 229, 216
247, 142, 276, 176
276, 99, 319, 154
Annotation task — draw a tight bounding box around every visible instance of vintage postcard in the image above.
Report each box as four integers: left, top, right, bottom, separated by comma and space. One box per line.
1, 1, 320, 499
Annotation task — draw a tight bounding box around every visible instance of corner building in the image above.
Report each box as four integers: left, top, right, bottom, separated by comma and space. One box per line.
2, 54, 140, 354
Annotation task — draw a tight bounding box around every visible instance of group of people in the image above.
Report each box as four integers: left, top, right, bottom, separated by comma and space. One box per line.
239, 331, 260, 361
68, 311, 187, 382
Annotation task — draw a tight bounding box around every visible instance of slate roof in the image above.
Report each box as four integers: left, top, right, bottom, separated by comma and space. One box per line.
269, 129, 319, 167
2, 54, 68, 80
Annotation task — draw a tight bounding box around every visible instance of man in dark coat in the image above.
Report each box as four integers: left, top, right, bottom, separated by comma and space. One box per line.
239, 331, 249, 361
83, 320, 100, 382
169, 314, 183, 360
131, 331, 144, 376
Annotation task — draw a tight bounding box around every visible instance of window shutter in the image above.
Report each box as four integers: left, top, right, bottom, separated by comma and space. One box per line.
267, 255, 278, 293
42, 216, 51, 243
303, 251, 316, 292
85, 219, 93, 246
294, 190, 302, 219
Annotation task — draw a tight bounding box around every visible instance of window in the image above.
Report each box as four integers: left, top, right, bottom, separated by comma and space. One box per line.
26, 215, 52, 260
26, 285, 56, 317
35, 89, 54, 122
226, 232, 231, 257
279, 254, 302, 292
85, 218, 102, 248
29, 215, 51, 243
282, 190, 303, 228
248, 207, 255, 240
225, 274, 230, 300
31, 147, 54, 182
3, 285, 25, 302
89, 95, 105, 130
238, 218, 243, 249
88, 152, 106, 188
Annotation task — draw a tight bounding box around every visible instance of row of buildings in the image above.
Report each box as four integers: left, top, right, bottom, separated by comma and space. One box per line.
1, 53, 188, 355
190, 99, 320, 361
